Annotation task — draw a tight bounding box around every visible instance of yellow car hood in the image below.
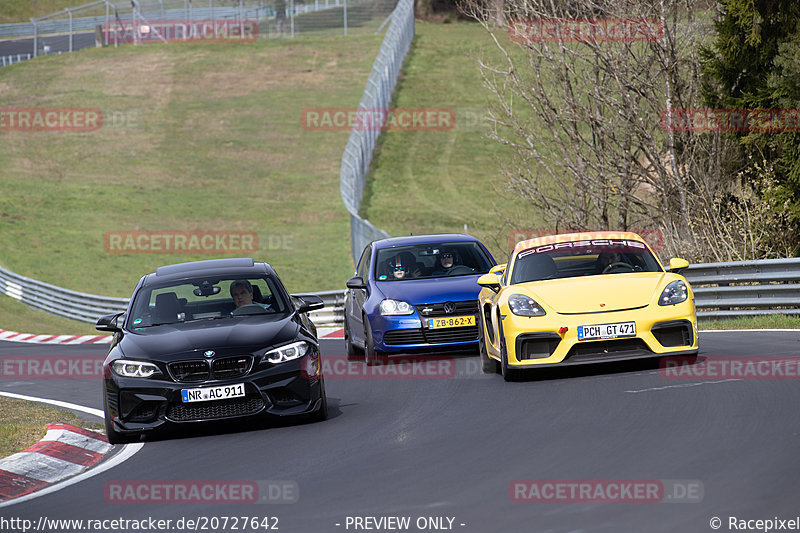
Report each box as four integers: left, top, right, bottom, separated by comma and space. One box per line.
518, 273, 667, 314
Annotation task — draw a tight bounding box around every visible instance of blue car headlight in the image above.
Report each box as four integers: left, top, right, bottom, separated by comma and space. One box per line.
380, 299, 415, 316
508, 294, 546, 317
659, 280, 688, 306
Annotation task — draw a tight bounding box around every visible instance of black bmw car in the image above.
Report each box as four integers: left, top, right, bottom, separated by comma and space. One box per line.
96, 258, 327, 444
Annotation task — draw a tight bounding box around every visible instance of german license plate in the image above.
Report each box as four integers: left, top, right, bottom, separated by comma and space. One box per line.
577, 321, 636, 341
181, 383, 245, 403
427, 315, 476, 329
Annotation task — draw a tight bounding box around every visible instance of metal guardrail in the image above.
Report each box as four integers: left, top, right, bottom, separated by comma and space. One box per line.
339, 0, 412, 262
0, 259, 798, 327
684, 258, 800, 318
0, 264, 345, 326
1, 53, 33, 67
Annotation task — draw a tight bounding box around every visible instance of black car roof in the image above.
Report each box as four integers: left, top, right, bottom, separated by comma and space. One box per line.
145, 258, 272, 284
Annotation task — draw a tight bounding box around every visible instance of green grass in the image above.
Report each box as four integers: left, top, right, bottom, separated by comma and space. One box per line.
0, 397, 103, 459
0, 33, 383, 332
361, 22, 541, 263
699, 315, 800, 331
0, 0, 79, 24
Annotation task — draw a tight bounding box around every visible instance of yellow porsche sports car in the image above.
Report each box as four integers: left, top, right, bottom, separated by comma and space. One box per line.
477, 231, 698, 381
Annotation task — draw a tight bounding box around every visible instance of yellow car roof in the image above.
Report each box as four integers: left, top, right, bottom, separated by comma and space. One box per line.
512, 231, 647, 256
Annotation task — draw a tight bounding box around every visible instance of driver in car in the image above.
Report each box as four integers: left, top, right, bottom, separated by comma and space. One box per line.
432, 249, 459, 276
231, 279, 256, 307
597, 251, 629, 273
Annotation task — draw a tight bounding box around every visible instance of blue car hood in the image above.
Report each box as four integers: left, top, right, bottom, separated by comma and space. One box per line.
375, 275, 483, 305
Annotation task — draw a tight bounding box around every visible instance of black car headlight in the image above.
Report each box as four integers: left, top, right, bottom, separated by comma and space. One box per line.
508, 294, 546, 317
111, 359, 162, 378
659, 280, 688, 306
264, 341, 311, 364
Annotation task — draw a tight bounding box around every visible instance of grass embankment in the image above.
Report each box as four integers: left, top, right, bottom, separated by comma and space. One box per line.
0, 32, 383, 333
362, 22, 535, 261
0, 397, 103, 458
0, 1, 78, 24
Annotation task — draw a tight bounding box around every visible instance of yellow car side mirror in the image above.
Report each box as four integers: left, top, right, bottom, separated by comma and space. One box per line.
668, 258, 690, 273
477, 273, 502, 293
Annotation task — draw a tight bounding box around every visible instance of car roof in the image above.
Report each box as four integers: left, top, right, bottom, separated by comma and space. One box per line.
372, 233, 481, 250
512, 231, 647, 256
144, 258, 272, 284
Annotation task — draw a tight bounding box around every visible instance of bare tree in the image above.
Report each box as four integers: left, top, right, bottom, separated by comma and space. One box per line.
459, 0, 790, 260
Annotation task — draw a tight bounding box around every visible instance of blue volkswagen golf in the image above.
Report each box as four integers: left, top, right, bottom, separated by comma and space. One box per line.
344, 234, 497, 365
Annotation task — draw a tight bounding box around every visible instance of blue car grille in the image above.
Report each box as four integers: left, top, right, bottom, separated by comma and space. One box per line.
415, 300, 479, 317
384, 326, 478, 345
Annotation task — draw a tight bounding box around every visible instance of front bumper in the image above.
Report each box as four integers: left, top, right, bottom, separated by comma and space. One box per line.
370, 314, 479, 353
104, 355, 324, 435
502, 302, 698, 368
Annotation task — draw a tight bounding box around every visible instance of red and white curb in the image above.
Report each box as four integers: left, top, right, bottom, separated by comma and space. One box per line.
0, 423, 111, 501
0, 327, 344, 344
0, 329, 111, 345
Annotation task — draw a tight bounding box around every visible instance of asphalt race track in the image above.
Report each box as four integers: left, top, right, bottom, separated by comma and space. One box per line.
1, 331, 799, 532
0, 33, 96, 59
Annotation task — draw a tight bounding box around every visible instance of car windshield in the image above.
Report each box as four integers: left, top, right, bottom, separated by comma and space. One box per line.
127, 275, 288, 328
510, 238, 662, 284
374, 242, 493, 281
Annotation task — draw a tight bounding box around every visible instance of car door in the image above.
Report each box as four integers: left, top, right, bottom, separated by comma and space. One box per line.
348, 245, 371, 346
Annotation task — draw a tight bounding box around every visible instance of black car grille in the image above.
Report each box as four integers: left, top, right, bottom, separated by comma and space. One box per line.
384, 326, 478, 345
169, 360, 210, 382
167, 396, 265, 422
652, 320, 694, 348
212, 356, 252, 379
168, 355, 253, 383
415, 300, 479, 317
565, 338, 651, 362
517, 334, 561, 360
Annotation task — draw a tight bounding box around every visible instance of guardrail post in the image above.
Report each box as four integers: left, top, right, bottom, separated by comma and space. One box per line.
32, 18, 38, 57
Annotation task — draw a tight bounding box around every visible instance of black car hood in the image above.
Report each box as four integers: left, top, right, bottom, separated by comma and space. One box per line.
117, 315, 301, 361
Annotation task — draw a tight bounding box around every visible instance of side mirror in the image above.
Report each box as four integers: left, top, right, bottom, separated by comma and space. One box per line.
295, 294, 325, 314
96, 312, 124, 332
477, 273, 502, 293
346, 276, 367, 290
489, 263, 506, 275
667, 258, 690, 273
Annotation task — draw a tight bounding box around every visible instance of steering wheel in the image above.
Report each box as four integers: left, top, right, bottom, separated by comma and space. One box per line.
449, 265, 475, 275
231, 304, 266, 316
602, 262, 635, 274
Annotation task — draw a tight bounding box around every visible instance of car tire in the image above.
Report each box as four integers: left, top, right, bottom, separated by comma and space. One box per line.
344, 314, 364, 361
478, 315, 498, 374
498, 321, 519, 382
309, 378, 328, 422
104, 413, 130, 445
364, 322, 386, 367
